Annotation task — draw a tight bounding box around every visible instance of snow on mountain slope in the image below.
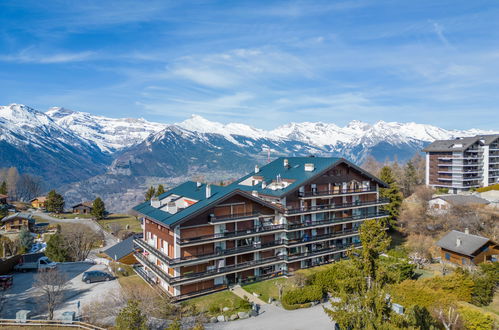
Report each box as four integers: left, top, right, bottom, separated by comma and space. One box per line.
46, 107, 167, 153
0, 104, 111, 186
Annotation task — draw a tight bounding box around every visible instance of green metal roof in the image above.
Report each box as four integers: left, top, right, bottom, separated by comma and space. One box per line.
132, 157, 386, 227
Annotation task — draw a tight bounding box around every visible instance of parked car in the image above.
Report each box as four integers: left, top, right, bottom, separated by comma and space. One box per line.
82, 271, 114, 284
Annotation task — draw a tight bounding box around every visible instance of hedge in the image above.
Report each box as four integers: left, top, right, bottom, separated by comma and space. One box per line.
476, 183, 499, 193
282, 285, 323, 306
459, 307, 494, 330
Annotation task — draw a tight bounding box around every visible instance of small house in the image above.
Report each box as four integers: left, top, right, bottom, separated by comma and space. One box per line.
1, 212, 35, 231
102, 235, 138, 265
437, 229, 498, 266
30, 196, 47, 209
429, 195, 490, 213
72, 202, 93, 215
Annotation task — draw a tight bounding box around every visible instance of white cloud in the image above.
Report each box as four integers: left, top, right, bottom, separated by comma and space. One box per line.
0, 49, 95, 64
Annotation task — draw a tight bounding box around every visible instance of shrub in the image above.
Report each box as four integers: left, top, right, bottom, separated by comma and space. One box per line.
208, 304, 220, 314
476, 184, 499, 193
282, 285, 323, 306
435, 187, 449, 194
236, 297, 252, 310
471, 263, 499, 307
423, 272, 474, 302
311, 259, 363, 294
459, 307, 494, 330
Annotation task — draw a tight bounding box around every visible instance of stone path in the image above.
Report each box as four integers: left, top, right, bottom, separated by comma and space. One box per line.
230, 285, 267, 305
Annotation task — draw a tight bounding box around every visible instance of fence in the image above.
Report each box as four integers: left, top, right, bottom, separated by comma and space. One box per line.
0, 319, 105, 330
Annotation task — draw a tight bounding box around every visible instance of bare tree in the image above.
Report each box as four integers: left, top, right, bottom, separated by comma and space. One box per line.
61, 224, 103, 261
34, 269, 69, 320
436, 306, 460, 330
16, 174, 43, 202
108, 222, 123, 236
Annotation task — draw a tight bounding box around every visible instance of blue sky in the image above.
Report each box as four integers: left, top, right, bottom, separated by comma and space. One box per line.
1, 0, 499, 130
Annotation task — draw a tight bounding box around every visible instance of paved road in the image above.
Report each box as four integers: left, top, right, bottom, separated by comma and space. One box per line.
1, 262, 119, 320
207, 303, 335, 330
31, 211, 119, 254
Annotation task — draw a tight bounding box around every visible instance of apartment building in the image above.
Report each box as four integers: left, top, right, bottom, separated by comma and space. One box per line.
132, 157, 389, 300
423, 134, 499, 193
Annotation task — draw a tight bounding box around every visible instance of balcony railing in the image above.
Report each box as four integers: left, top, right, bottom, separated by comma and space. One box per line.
297, 187, 377, 198
284, 198, 389, 215
286, 228, 359, 246
209, 211, 265, 223
134, 238, 173, 265
287, 242, 362, 261
177, 224, 287, 245
171, 239, 287, 265
285, 211, 388, 231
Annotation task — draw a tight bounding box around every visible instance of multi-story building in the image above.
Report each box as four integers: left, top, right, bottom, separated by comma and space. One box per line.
132, 157, 389, 300
423, 134, 499, 193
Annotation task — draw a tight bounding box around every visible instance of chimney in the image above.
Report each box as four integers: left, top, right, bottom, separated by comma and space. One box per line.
150, 197, 161, 208
262, 181, 267, 189
252, 190, 259, 197
196, 181, 202, 188
283, 158, 289, 168
304, 163, 315, 172
456, 238, 462, 247
255, 165, 260, 173
464, 228, 469, 235
206, 184, 211, 199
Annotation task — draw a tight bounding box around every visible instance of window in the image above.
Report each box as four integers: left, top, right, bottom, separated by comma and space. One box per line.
445, 253, 450, 260
462, 258, 467, 265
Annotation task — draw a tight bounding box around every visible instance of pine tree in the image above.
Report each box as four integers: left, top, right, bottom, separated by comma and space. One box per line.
0, 205, 8, 220
379, 166, 403, 229
19, 226, 33, 251
45, 232, 69, 262
46, 190, 65, 213
155, 184, 165, 197
91, 197, 106, 220
145, 186, 156, 201
0, 181, 7, 195
115, 300, 147, 330
402, 161, 418, 197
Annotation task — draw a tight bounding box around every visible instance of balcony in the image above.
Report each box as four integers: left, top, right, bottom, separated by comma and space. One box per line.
285, 211, 388, 231
297, 187, 377, 199
286, 242, 362, 262
134, 238, 173, 265
172, 239, 286, 266
286, 228, 359, 247
284, 198, 389, 216
177, 224, 286, 246
209, 211, 268, 224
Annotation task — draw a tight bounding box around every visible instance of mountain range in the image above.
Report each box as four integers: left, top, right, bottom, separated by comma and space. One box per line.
1, 103, 496, 211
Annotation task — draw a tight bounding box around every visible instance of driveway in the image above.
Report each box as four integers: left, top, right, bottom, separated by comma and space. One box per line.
1, 262, 120, 320
207, 303, 335, 330
30, 211, 119, 254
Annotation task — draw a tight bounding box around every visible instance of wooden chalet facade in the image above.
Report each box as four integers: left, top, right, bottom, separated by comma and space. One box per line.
132, 157, 389, 300
437, 229, 498, 266
1, 213, 35, 232
72, 202, 93, 215
30, 196, 47, 209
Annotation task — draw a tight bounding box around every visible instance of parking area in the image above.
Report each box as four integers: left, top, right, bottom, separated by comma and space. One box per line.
1, 262, 120, 319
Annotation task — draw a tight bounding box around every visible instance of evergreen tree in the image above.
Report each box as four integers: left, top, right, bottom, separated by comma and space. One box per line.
19, 226, 33, 251
0, 181, 7, 195
0, 205, 8, 220
379, 166, 403, 229
402, 160, 418, 197
325, 220, 392, 328
46, 190, 65, 213
145, 186, 155, 201
45, 232, 69, 262
115, 300, 147, 330
155, 184, 165, 197
91, 197, 106, 220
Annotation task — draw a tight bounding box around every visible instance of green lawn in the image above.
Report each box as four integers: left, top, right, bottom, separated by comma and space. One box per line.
182, 290, 251, 316
414, 268, 436, 280
98, 214, 142, 233
242, 278, 291, 302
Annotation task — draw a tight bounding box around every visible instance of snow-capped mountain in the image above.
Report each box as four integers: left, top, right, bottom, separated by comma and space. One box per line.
46, 107, 166, 153
1, 103, 497, 209
0, 104, 111, 186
